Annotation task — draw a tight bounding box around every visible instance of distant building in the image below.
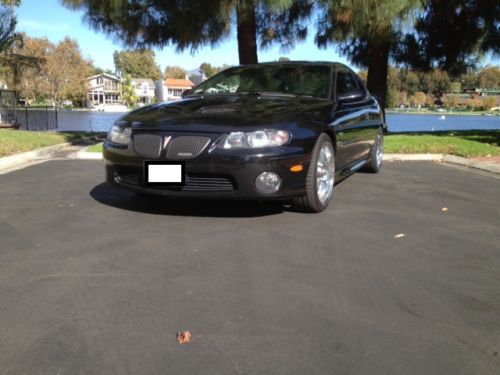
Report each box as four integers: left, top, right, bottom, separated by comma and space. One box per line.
131, 78, 156, 105
86, 73, 122, 106
155, 78, 195, 102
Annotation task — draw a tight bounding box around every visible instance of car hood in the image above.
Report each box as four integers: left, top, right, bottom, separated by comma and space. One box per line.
118, 95, 331, 133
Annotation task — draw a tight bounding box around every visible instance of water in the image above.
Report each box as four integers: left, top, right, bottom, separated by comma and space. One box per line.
386, 113, 500, 132
56, 110, 500, 133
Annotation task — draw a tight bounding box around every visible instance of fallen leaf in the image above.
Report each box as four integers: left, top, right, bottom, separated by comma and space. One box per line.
441, 207, 448, 212
177, 331, 192, 344
394, 233, 406, 238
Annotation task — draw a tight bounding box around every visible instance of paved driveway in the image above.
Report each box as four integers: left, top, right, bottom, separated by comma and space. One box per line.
0, 160, 499, 375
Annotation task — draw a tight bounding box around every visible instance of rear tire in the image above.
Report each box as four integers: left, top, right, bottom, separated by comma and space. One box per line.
364, 128, 384, 173
292, 133, 335, 213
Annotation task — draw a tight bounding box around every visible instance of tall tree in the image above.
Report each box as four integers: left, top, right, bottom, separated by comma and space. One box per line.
11, 35, 92, 103
315, 0, 420, 109
396, 0, 499, 77
0, 5, 40, 85
61, 0, 311, 66
113, 49, 162, 80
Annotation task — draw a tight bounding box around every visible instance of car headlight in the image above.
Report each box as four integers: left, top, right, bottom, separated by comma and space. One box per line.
107, 125, 131, 145
221, 129, 290, 149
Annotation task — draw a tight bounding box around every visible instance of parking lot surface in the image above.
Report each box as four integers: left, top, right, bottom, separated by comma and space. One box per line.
0, 160, 499, 375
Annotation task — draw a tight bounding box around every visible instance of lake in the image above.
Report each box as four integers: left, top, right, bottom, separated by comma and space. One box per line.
57, 110, 500, 133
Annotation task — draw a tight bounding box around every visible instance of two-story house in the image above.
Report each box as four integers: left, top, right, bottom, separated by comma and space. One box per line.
131, 78, 156, 105
86, 73, 122, 106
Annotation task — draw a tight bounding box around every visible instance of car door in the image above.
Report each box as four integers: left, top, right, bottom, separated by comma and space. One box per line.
331, 67, 367, 170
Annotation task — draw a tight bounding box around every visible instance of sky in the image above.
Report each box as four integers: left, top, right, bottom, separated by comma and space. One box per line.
16, 0, 498, 74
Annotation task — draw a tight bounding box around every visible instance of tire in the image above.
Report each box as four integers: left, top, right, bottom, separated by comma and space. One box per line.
364, 128, 384, 173
293, 133, 335, 213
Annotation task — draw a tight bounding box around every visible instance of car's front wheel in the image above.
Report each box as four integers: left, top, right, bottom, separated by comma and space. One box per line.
293, 133, 335, 213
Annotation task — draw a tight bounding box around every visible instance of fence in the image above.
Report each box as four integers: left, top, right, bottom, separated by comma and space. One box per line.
15, 106, 58, 131
0, 90, 17, 125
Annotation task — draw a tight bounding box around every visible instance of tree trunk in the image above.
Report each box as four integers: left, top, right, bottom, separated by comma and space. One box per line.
366, 42, 390, 110
236, 3, 258, 65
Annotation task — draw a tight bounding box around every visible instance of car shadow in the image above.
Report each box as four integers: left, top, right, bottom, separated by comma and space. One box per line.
89, 183, 286, 218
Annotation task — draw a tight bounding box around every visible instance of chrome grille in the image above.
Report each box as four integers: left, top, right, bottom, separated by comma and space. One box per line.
133, 134, 163, 158
166, 136, 211, 160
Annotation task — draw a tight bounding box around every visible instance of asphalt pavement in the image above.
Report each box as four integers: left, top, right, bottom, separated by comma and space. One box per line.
0, 160, 499, 375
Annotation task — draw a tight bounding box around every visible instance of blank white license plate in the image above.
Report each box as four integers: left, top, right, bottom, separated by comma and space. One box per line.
145, 162, 185, 185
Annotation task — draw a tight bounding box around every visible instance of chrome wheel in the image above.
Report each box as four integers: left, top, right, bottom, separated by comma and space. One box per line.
316, 142, 335, 205
375, 134, 384, 168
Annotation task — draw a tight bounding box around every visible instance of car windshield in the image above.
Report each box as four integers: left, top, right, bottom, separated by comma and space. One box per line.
190, 65, 331, 99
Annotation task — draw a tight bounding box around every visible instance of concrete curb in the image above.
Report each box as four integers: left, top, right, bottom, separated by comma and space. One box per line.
384, 153, 500, 175
0, 142, 72, 174
70, 151, 103, 160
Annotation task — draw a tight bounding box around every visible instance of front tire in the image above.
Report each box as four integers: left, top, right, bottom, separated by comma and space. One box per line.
293, 133, 335, 213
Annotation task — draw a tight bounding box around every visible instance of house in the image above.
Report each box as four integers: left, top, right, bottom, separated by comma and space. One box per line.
131, 78, 156, 105
86, 73, 122, 107
163, 78, 195, 101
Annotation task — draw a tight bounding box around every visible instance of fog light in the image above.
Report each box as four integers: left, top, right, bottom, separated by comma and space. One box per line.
113, 171, 121, 183
255, 172, 281, 193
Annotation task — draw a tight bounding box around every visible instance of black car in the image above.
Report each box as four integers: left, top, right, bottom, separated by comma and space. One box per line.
103, 62, 385, 213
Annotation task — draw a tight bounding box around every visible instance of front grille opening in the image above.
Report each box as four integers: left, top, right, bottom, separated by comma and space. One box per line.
115, 166, 235, 192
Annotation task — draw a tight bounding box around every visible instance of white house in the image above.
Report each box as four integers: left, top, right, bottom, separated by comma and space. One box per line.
131, 78, 156, 105
156, 78, 195, 102
86, 73, 122, 106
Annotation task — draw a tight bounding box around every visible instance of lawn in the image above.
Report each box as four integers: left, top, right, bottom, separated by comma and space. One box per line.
87, 142, 103, 153
0, 130, 96, 157
385, 131, 500, 157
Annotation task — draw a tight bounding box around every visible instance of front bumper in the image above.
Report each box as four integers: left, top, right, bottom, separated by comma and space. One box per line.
103, 139, 313, 200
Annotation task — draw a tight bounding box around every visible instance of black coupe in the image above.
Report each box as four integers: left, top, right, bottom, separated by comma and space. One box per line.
103, 62, 385, 212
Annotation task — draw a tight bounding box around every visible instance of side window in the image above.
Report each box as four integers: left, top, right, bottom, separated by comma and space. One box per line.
336, 71, 359, 95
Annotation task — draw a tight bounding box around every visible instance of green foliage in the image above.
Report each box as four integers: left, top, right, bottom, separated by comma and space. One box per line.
165, 66, 187, 79
121, 74, 139, 108
200, 63, 217, 77
396, 0, 499, 76
113, 49, 161, 80
0, 6, 41, 85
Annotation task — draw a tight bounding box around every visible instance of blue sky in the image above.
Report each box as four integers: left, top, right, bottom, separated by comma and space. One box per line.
16, 0, 498, 74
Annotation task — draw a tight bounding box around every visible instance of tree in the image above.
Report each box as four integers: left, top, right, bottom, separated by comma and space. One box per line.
0, 5, 40, 85
396, 0, 499, 77
11, 35, 92, 104
165, 66, 187, 79
315, 0, 420, 109
113, 49, 162, 80
411, 91, 427, 107
61, 0, 311, 66
121, 74, 139, 108
477, 66, 500, 89
199, 62, 217, 77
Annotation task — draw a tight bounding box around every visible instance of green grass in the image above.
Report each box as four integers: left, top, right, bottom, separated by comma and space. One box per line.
385, 131, 500, 157
87, 142, 104, 153
0, 130, 97, 157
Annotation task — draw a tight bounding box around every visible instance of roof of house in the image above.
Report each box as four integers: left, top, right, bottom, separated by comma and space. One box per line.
86, 72, 121, 81
165, 78, 195, 87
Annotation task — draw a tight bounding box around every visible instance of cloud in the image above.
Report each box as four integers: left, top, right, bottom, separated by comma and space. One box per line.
18, 19, 70, 33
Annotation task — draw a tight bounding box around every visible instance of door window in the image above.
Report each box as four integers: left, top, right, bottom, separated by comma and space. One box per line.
336, 71, 359, 95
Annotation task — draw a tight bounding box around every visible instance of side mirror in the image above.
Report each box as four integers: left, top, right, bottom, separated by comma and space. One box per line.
181, 89, 192, 98
337, 90, 365, 103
